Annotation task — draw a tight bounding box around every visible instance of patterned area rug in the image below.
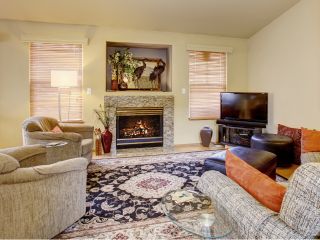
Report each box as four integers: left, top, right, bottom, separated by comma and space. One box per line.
56, 150, 220, 239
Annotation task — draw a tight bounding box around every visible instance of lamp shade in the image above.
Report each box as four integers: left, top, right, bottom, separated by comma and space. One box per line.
51, 70, 78, 88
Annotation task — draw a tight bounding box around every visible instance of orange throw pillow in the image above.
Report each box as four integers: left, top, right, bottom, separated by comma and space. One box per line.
51, 125, 63, 133
301, 128, 320, 153
225, 150, 286, 212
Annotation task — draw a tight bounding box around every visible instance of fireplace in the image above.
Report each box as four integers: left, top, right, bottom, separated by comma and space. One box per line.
116, 107, 163, 149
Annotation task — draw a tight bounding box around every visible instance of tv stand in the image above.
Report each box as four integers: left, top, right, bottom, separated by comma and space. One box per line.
218, 124, 264, 147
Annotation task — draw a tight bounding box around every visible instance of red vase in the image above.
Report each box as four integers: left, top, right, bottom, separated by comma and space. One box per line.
101, 128, 112, 153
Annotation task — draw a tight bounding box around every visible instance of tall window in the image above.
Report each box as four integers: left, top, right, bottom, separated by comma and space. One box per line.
188, 51, 227, 120
30, 42, 83, 121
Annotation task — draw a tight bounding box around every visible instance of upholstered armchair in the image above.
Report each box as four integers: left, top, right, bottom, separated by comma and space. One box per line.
22, 116, 94, 161
198, 163, 320, 239
0, 145, 89, 239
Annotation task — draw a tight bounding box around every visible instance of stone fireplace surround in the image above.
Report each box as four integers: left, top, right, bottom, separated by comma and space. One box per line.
104, 95, 174, 155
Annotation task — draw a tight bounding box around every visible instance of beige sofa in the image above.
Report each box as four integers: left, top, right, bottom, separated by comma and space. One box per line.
22, 116, 94, 161
0, 145, 89, 239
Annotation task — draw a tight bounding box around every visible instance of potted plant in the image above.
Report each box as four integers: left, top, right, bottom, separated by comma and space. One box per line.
94, 104, 112, 153
108, 49, 138, 90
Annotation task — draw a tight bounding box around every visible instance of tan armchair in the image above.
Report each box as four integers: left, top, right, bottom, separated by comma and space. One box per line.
0, 145, 89, 239
22, 116, 94, 161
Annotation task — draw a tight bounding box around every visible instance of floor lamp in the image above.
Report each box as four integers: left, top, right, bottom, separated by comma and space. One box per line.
51, 70, 78, 121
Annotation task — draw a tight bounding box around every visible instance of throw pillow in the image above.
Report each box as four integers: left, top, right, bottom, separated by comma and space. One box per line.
0, 153, 20, 174
301, 128, 320, 153
51, 125, 63, 133
225, 150, 286, 212
278, 124, 301, 165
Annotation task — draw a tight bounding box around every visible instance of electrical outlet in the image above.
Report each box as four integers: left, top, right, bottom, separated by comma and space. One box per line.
86, 88, 92, 95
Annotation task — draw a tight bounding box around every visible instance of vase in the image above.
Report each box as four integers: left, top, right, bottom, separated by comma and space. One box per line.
101, 128, 112, 153
200, 126, 213, 147
111, 80, 118, 90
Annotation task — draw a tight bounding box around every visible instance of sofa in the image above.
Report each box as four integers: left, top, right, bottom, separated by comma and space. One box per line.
301, 152, 320, 164
22, 116, 94, 161
198, 163, 320, 239
0, 145, 89, 239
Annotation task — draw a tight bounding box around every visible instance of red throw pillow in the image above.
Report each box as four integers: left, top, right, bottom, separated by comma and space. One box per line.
301, 128, 320, 153
51, 125, 63, 133
225, 150, 286, 212
278, 124, 301, 164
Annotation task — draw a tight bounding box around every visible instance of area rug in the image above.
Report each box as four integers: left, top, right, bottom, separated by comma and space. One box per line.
56, 150, 219, 239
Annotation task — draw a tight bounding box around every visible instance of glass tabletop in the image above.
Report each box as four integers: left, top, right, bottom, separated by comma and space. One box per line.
161, 189, 232, 239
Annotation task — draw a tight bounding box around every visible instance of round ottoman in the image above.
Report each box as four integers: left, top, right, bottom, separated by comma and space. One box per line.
251, 133, 293, 166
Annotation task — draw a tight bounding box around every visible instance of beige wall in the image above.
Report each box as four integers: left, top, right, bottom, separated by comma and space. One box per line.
0, 20, 248, 148
248, 0, 320, 133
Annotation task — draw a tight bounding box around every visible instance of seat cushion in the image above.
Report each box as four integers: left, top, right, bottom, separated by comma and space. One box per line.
204, 146, 277, 179
81, 139, 93, 155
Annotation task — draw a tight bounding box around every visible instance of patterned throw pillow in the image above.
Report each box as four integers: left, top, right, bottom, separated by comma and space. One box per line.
278, 124, 301, 165
301, 128, 320, 153
225, 150, 286, 212
51, 125, 63, 133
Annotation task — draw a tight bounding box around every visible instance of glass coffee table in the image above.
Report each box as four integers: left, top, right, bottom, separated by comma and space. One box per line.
161, 189, 232, 239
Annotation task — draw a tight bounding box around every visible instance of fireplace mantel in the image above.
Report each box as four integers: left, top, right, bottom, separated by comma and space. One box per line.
104, 95, 174, 154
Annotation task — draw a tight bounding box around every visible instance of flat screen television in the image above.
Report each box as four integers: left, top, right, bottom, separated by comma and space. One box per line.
220, 92, 268, 123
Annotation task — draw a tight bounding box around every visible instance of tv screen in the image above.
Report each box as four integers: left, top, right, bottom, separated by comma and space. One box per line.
220, 92, 268, 123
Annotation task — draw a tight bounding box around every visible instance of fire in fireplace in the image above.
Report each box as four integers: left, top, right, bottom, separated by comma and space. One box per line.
116, 107, 163, 148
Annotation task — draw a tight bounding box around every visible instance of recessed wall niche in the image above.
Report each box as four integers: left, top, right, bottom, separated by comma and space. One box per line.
106, 42, 172, 92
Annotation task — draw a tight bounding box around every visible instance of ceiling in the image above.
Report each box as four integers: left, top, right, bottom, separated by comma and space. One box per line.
0, 0, 300, 38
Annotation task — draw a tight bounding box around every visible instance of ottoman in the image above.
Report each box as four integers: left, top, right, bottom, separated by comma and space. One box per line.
204, 146, 277, 179
251, 133, 293, 166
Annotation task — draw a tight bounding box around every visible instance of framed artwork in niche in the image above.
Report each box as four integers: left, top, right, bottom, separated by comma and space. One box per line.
106, 42, 171, 92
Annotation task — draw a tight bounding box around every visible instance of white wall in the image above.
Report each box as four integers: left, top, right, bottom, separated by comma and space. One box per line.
0, 20, 248, 148
248, 0, 320, 132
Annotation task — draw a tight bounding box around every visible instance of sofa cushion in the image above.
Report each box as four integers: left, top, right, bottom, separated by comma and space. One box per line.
81, 139, 93, 155
226, 150, 286, 212
0, 153, 20, 173
301, 152, 320, 164
301, 128, 320, 153
278, 124, 301, 165
280, 163, 320, 237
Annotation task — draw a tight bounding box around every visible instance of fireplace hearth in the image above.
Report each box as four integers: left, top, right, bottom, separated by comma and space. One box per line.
116, 107, 163, 149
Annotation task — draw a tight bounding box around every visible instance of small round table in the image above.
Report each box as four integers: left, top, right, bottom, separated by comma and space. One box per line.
251, 133, 293, 166
161, 189, 232, 239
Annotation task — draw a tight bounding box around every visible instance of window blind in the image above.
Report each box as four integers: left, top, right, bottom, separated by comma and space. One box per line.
188, 50, 227, 120
30, 42, 83, 121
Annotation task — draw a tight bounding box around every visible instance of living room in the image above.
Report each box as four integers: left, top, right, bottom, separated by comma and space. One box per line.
0, 0, 319, 239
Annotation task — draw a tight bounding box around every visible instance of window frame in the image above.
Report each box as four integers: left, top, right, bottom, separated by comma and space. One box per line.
29, 42, 84, 123
188, 50, 228, 120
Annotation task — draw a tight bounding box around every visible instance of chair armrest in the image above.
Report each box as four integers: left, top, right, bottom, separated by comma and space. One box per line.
33, 157, 89, 175
26, 131, 82, 142
60, 123, 94, 139
0, 145, 46, 162
0, 158, 88, 184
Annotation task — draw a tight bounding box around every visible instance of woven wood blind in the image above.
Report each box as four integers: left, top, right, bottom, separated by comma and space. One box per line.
30, 42, 83, 121
189, 50, 227, 120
